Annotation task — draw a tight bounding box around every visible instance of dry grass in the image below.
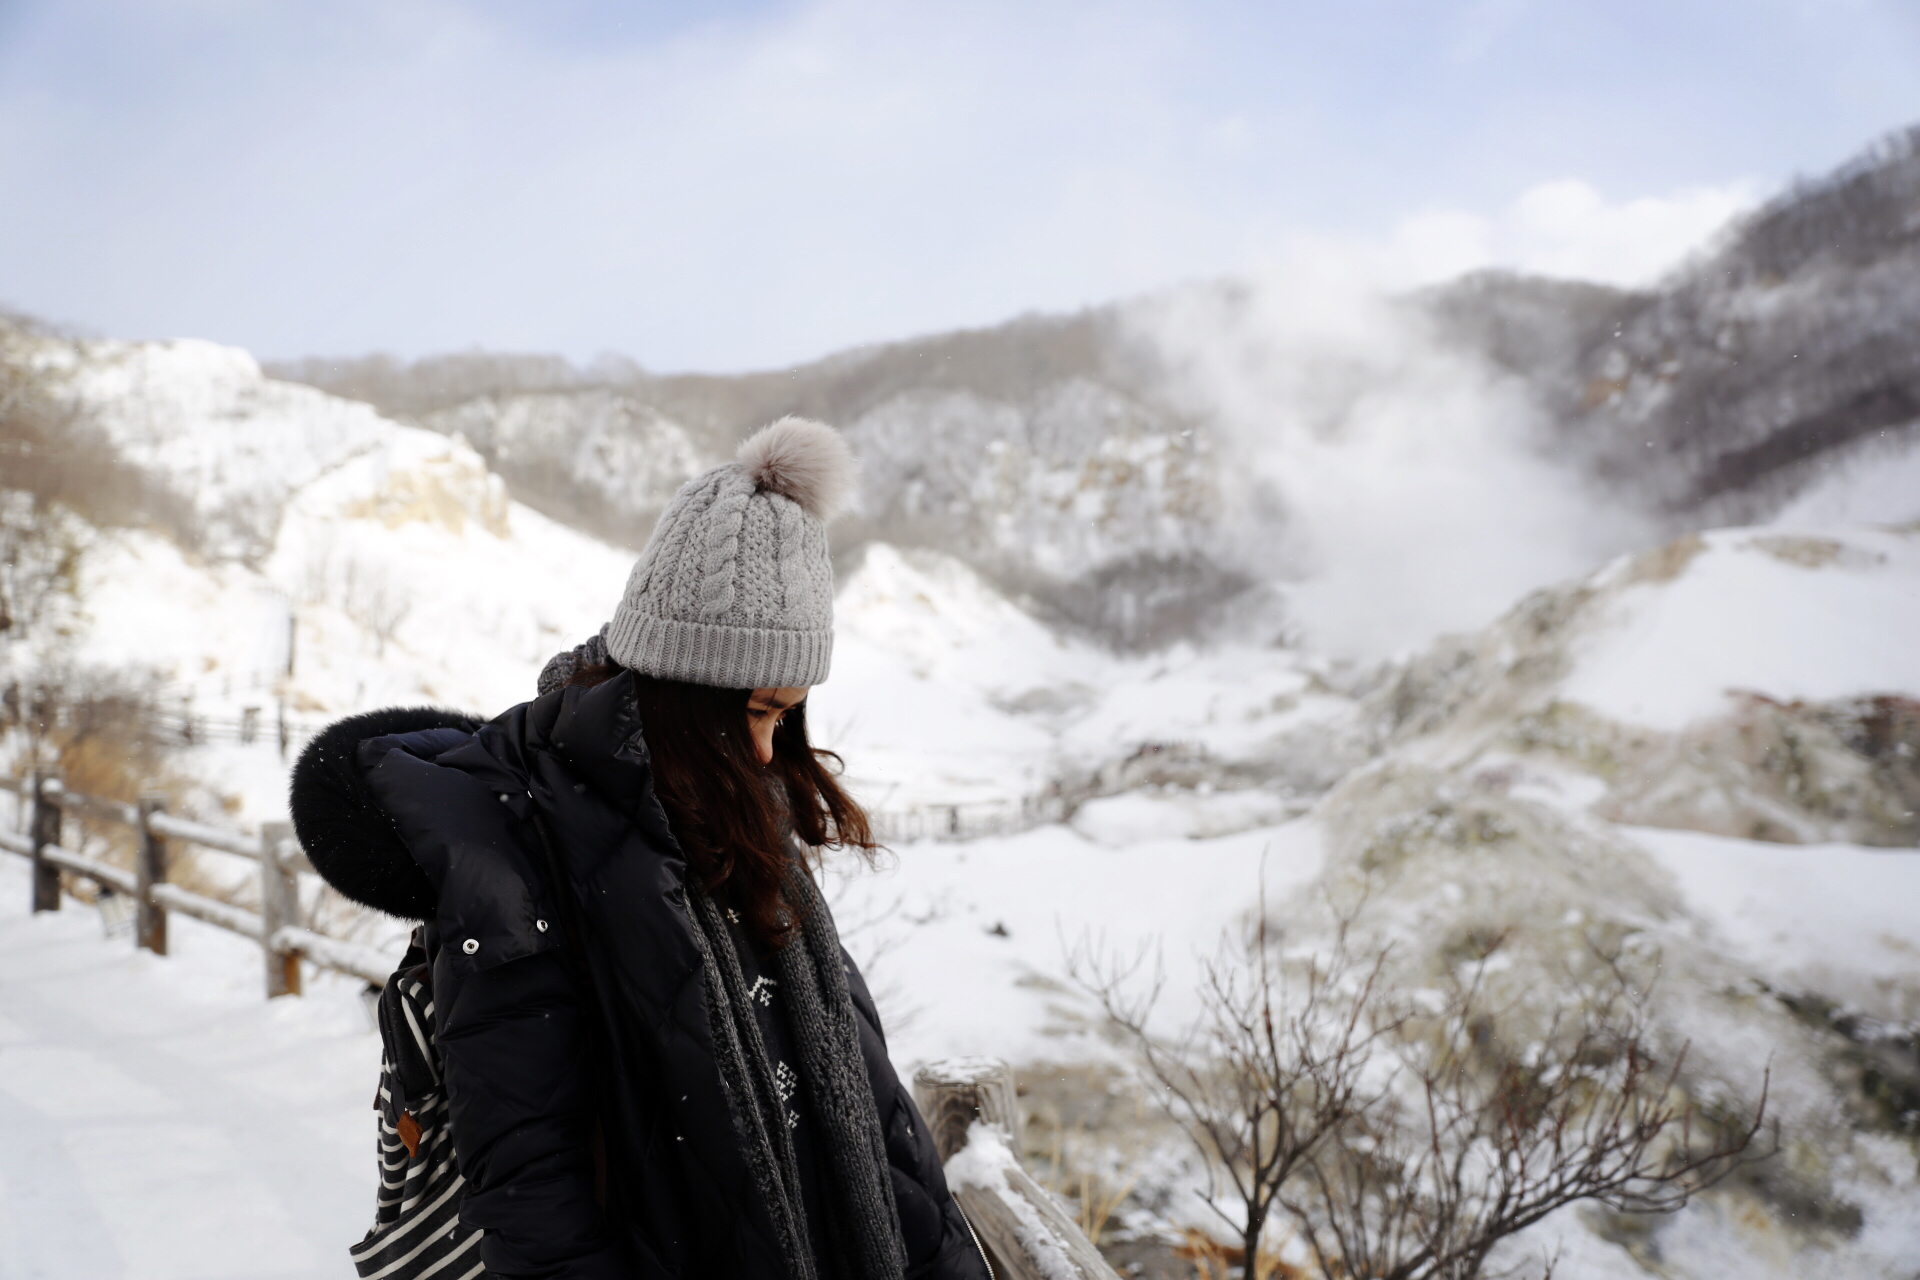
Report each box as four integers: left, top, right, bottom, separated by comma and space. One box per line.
1174, 1229, 1304, 1280
4, 670, 236, 908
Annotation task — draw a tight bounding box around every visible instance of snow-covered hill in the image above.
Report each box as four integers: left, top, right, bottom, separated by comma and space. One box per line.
271, 127, 1920, 661
9, 329, 1375, 835
1376, 523, 1920, 848
3, 339, 618, 821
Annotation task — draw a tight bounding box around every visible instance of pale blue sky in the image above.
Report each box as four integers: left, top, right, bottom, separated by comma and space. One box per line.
1, 0, 1915, 370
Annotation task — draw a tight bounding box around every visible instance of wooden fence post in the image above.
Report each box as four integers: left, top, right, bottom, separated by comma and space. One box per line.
915, 1057, 1023, 1162
914, 1058, 1121, 1280
136, 793, 170, 955
29, 773, 63, 913
260, 820, 301, 997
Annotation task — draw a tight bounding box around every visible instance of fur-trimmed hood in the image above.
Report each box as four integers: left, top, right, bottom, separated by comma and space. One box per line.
289, 705, 482, 919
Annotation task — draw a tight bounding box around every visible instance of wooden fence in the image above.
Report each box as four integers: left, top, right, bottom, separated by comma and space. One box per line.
870, 794, 1071, 845
0, 770, 1075, 987
0, 773, 395, 994
916, 1058, 1123, 1280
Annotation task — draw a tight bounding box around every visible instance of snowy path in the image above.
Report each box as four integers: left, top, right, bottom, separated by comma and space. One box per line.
0, 858, 382, 1280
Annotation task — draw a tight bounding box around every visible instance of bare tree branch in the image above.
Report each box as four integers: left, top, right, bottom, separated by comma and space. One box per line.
1073, 899, 1773, 1280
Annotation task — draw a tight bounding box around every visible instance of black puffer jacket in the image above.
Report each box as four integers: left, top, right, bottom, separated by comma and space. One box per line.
293, 671, 990, 1280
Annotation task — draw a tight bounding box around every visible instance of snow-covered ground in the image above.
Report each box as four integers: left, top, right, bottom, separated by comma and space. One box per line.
1630, 826, 1920, 1024
1560, 525, 1920, 731
828, 815, 1327, 1066
5, 333, 1920, 1276
8, 798, 1920, 1276
0, 855, 377, 1280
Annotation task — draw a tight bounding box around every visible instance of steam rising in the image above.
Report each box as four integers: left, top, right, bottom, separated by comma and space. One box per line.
1135, 270, 1651, 659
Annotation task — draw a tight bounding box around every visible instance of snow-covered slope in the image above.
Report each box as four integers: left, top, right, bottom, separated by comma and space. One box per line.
1376, 522, 1920, 847
14, 340, 630, 826
13, 336, 1366, 839
818, 543, 1363, 820
1561, 526, 1920, 730
5, 295, 1919, 1277
64, 339, 397, 563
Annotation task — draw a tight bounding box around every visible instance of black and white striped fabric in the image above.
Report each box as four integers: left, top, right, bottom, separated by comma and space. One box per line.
350, 935, 487, 1280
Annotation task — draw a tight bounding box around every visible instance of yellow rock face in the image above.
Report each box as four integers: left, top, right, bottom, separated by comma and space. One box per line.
343, 445, 511, 538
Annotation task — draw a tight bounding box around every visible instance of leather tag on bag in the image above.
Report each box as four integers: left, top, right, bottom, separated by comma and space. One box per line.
398, 1110, 422, 1159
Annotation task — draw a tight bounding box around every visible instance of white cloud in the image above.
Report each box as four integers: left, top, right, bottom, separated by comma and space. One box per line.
1500, 178, 1761, 284
1389, 178, 1761, 289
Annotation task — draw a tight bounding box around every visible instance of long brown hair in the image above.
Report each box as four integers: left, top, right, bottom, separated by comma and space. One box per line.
565, 664, 879, 947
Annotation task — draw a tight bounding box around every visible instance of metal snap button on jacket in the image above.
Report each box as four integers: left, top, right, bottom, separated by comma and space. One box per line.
462, 938, 480, 955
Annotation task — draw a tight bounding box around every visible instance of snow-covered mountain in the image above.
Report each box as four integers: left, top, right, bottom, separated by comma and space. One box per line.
272, 125, 1920, 658
1430, 125, 1920, 525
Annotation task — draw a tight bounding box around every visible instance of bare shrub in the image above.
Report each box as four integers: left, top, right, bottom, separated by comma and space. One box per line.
1, 321, 198, 548
339, 558, 411, 656
0, 489, 83, 647
2, 664, 197, 885
1073, 908, 1398, 1277
1073, 903, 1771, 1280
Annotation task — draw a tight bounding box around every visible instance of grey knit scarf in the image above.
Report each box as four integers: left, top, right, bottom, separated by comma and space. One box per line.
683, 864, 907, 1280
539, 634, 902, 1276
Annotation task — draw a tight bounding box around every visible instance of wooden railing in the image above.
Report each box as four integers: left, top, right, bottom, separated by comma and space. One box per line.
0, 773, 396, 995
870, 796, 1069, 845
915, 1058, 1122, 1280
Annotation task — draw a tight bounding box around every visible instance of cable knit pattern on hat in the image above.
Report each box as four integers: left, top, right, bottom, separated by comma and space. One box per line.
699, 475, 755, 619
606, 418, 855, 689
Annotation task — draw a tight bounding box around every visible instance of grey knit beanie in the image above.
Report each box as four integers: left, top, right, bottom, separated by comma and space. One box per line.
605, 417, 856, 689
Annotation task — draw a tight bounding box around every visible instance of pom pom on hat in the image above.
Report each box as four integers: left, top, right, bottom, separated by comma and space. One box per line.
735, 416, 857, 520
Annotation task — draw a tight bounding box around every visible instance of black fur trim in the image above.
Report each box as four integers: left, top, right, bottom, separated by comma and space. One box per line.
289, 706, 481, 920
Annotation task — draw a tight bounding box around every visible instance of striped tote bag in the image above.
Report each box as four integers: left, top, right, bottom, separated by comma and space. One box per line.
350, 934, 487, 1280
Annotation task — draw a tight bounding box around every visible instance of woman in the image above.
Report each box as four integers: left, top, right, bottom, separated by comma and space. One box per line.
292, 419, 992, 1280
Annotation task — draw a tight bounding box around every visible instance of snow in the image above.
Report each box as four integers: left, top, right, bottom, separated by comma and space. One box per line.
943, 1122, 1081, 1280
31, 338, 1367, 834
826, 817, 1325, 1067
1562, 526, 1920, 730
15, 804, 1918, 1278
1626, 825, 1920, 1022
0, 809, 1326, 1277
816, 543, 1355, 818
1069, 789, 1297, 844
66, 339, 397, 562
51, 339, 633, 741
9, 330, 1920, 1276
57, 401, 631, 829
1771, 432, 1920, 529
816, 545, 1080, 809
0, 856, 379, 1280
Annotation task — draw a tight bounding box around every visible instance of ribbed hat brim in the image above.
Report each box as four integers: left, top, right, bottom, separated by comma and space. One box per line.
606, 609, 833, 689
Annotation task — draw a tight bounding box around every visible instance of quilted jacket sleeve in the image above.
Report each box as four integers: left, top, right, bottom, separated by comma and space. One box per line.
436, 947, 633, 1280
